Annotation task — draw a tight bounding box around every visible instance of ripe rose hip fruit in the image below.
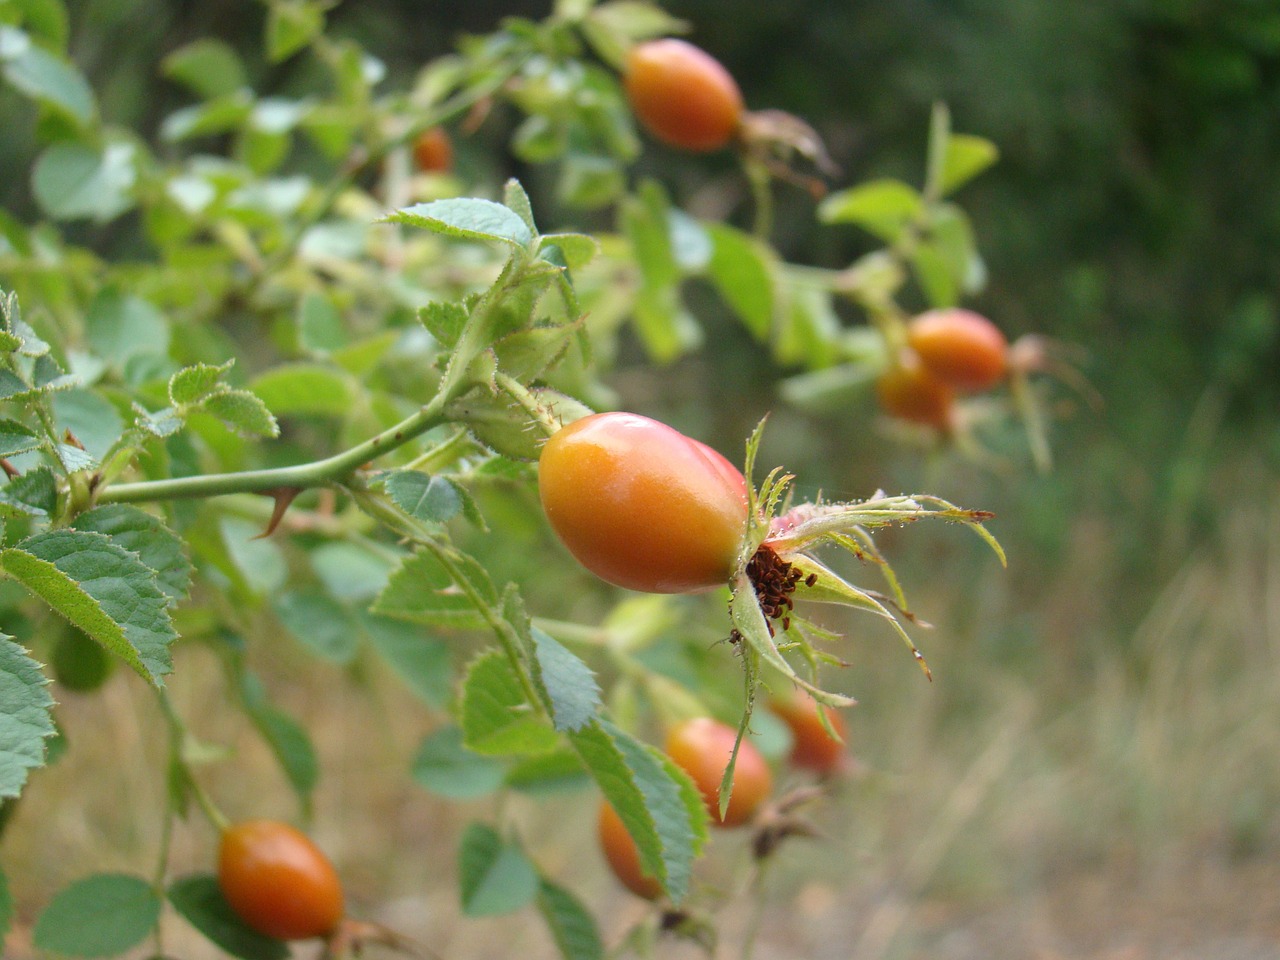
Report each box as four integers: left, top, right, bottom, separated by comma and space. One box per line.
769, 691, 849, 775
907, 308, 1008, 392
538, 412, 748, 593
598, 801, 663, 900
666, 717, 772, 827
412, 127, 453, 173
218, 820, 344, 941
876, 351, 955, 431
624, 39, 744, 152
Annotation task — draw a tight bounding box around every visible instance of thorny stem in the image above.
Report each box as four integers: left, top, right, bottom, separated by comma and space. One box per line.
94, 395, 453, 505
348, 481, 548, 719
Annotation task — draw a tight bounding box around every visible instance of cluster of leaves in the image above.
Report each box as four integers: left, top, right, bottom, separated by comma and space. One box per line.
0, 0, 1007, 957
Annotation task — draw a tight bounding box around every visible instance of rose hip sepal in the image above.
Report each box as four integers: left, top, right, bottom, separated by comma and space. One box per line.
725, 418, 1006, 710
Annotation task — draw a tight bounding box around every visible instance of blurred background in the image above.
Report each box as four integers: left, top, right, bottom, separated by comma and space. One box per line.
3, 0, 1279, 958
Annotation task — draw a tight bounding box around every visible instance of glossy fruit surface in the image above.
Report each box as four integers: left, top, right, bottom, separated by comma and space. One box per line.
666, 717, 772, 827
598, 801, 663, 899
876, 352, 955, 431
769, 691, 849, 775
412, 127, 453, 173
624, 39, 743, 152
538, 412, 748, 593
907, 308, 1008, 392
218, 820, 343, 941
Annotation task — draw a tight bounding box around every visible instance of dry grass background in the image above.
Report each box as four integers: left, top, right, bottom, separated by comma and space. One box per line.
3, 453, 1279, 960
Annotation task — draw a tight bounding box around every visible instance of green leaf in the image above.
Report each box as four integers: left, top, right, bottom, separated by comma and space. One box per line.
383, 198, 534, 251
0, 370, 31, 403
72, 504, 192, 603
85, 288, 169, 367
12, 0, 69, 47
167, 874, 288, 960
1, 28, 95, 123
162, 39, 246, 99
31, 142, 136, 223
457, 823, 539, 917
775, 281, 840, 369
419, 301, 469, 348
502, 178, 538, 235
2, 530, 177, 686
203, 389, 280, 438
266, 0, 325, 63
779, 361, 881, 415
668, 208, 712, 272
372, 547, 495, 630
359, 611, 452, 707
818, 178, 923, 243
382, 470, 463, 525
493, 326, 579, 382
631, 285, 701, 363
505, 749, 588, 795
33, 873, 162, 957
310, 542, 393, 602
461, 650, 559, 756
273, 588, 360, 664
0, 418, 40, 458
239, 672, 318, 803
941, 133, 999, 195
911, 243, 959, 308
0, 465, 56, 519
217, 517, 287, 596
411, 725, 506, 799
53, 390, 123, 459
248, 363, 352, 417
706, 223, 777, 341
169, 361, 233, 406
0, 634, 56, 799
160, 92, 253, 141
568, 719, 706, 903
581, 1, 689, 69
622, 181, 679, 290
297, 293, 347, 354
0, 466, 56, 518
530, 627, 599, 733
536, 879, 604, 960
537, 233, 599, 270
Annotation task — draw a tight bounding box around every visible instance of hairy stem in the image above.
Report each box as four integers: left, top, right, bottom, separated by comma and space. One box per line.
95, 399, 451, 505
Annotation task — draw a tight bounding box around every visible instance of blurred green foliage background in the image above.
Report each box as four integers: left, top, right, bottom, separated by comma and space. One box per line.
2, 1, 1278, 952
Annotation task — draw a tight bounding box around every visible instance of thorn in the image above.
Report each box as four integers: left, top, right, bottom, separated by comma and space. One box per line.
0, 458, 19, 478
253, 487, 303, 539
62, 429, 86, 451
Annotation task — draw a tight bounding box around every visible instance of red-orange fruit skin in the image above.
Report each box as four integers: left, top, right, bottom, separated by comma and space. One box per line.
538, 412, 748, 593
876, 352, 955, 431
624, 39, 744, 152
769, 692, 849, 775
907, 308, 1009, 392
666, 717, 772, 828
598, 801, 664, 900
218, 820, 344, 941
412, 127, 453, 173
